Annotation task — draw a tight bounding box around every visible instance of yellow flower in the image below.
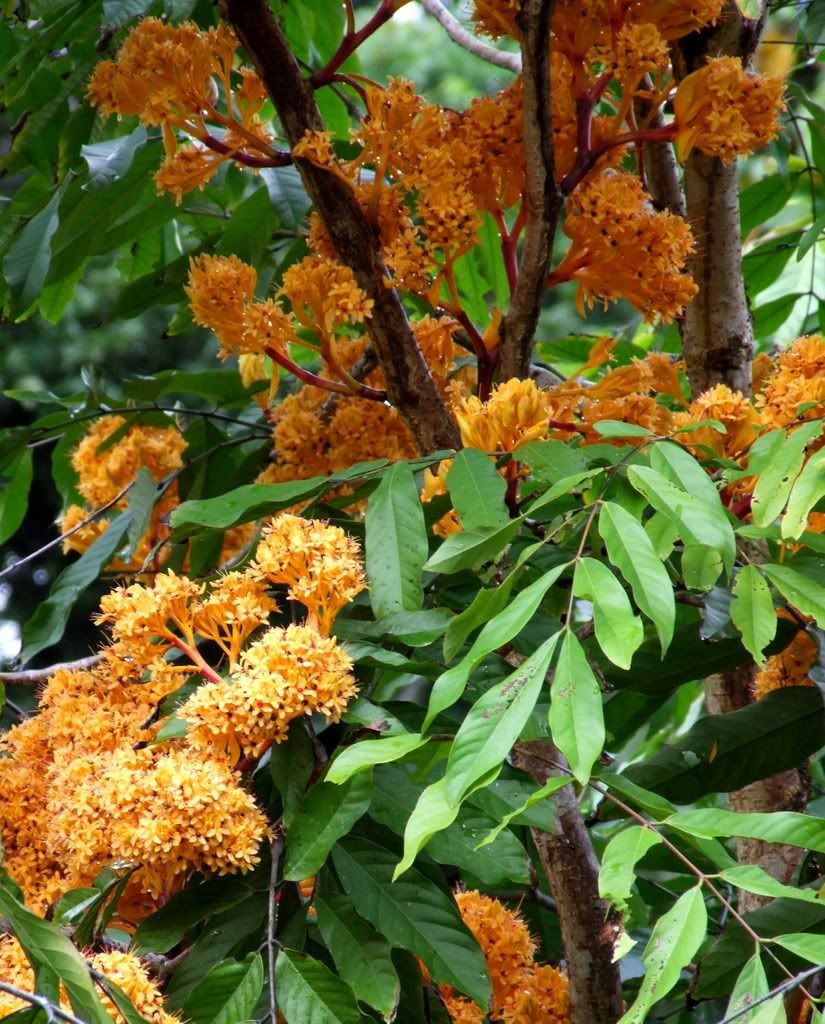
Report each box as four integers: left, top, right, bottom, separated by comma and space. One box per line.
193, 570, 277, 667
756, 335, 825, 429
596, 22, 669, 84
282, 255, 374, 337
674, 383, 762, 458
91, 950, 180, 1024
633, 0, 723, 41
186, 254, 258, 356
754, 620, 817, 699
96, 571, 204, 657
250, 513, 366, 634
471, 0, 520, 40
454, 378, 554, 452
674, 56, 784, 163
181, 624, 357, 757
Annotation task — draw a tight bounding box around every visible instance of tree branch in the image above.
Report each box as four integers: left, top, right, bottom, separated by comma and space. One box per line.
419, 0, 522, 73
221, 0, 461, 455
0, 654, 102, 686
512, 741, 623, 1024
497, 0, 563, 382
674, 0, 769, 397
634, 79, 686, 218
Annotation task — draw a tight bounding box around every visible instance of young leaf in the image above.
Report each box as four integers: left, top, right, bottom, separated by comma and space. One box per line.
781, 446, 825, 539
332, 835, 490, 1007
550, 630, 605, 784
424, 561, 569, 728
326, 734, 429, 785
617, 886, 707, 1024
599, 502, 675, 653
650, 441, 721, 507
730, 565, 776, 665
445, 633, 561, 805
314, 886, 400, 1020
751, 421, 822, 527
394, 778, 460, 880
669, 808, 825, 854
573, 557, 643, 669
762, 563, 825, 629
598, 826, 661, 910
446, 448, 510, 531
283, 773, 373, 881
275, 950, 369, 1024
365, 462, 428, 619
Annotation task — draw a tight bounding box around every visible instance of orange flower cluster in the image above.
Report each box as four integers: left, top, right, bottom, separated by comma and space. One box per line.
754, 617, 818, 700
440, 891, 569, 1024
88, 19, 279, 202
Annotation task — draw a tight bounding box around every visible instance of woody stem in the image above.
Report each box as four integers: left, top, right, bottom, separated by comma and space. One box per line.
264, 346, 387, 402
311, 1, 396, 87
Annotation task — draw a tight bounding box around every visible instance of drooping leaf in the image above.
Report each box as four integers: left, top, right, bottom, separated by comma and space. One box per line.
314, 886, 400, 1020
132, 877, 255, 954
423, 519, 520, 575
599, 502, 675, 653
4, 185, 64, 314
598, 826, 662, 911
424, 561, 569, 728
730, 564, 777, 665
126, 468, 158, 557
283, 773, 373, 881
573, 557, 643, 669
446, 448, 510, 531
365, 462, 428, 619
550, 630, 604, 785
276, 950, 369, 1024
326, 734, 428, 785
751, 422, 822, 527
617, 886, 707, 1024
474, 777, 567, 848
81, 126, 148, 190
445, 633, 561, 805
169, 478, 327, 539
332, 835, 490, 1007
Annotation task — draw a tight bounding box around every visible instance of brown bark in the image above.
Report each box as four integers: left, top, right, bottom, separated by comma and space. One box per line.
704, 666, 809, 913
674, 1, 768, 398
635, 82, 686, 218
497, 0, 563, 382
221, 0, 461, 455
513, 741, 624, 1024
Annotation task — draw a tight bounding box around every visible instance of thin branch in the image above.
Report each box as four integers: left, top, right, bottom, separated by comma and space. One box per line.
713, 964, 823, 1024
0, 983, 86, 1024
221, 0, 461, 454
419, 0, 522, 73
0, 654, 102, 685
497, 0, 563, 381
634, 77, 686, 218
266, 831, 284, 1021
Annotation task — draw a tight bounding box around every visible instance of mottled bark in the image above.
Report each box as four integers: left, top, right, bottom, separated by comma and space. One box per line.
513, 741, 624, 1024
635, 82, 686, 218
221, 0, 461, 455
497, 0, 563, 382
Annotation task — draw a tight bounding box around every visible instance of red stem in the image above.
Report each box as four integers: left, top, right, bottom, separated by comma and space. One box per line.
265, 345, 387, 402
731, 494, 752, 520
453, 309, 498, 401
311, 2, 395, 87
200, 133, 292, 168
493, 209, 519, 295
561, 123, 675, 195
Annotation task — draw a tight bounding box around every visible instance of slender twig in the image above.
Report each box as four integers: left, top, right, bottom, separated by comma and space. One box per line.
0, 983, 86, 1024
0, 654, 102, 685
198, 132, 292, 168
266, 831, 284, 1022
489, 886, 557, 911
310, 1, 396, 87
712, 964, 823, 1024
419, 0, 522, 72
264, 346, 386, 402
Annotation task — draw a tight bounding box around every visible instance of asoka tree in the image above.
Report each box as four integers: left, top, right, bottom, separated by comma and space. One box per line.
0, 2, 824, 1023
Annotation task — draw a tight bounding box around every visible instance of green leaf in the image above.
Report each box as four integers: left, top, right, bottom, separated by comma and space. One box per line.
424, 561, 569, 728
423, 519, 520, 575
751, 422, 822, 527
81, 126, 148, 190
103, 0, 154, 27
446, 448, 510, 531
22, 511, 130, 662
550, 630, 604, 784
598, 826, 661, 910
754, 294, 804, 340
573, 557, 643, 669
261, 166, 310, 230
276, 950, 369, 1024
365, 463, 428, 619
773, 933, 825, 964
617, 886, 707, 1024
332, 835, 490, 1007
218, 182, 278, 265
669, 808, 825, 854
270, 722, 315, 829
183, 954, 264, 1024
682, 544, 723, 591
283, 773, 373, 881
474, 777, 567, 849
599, 502, 675, 653
781, 446, 825, 539
132, 877, 254, 954
445, 633, 561, 805
798, 213, 825, 262
623, 687, 825, 802
0, 448, 33, 545
327, 734, 428, 785
517, 440, 587, 483
394, 777, 460, 880
740, 175, 791, 237
762, 563, 825, 629
627, 464, 735, 571
725, 954, 769, 1024
592, 420, 653, 438
314, 886, 400, 1020
720, 866, 825, 907
3, 185, 63, 314
731, 565, 776, 665
170, 478, 327, 538
126, 468, 157, 558
650, 441, 721, 507
0, 886, 111, 1024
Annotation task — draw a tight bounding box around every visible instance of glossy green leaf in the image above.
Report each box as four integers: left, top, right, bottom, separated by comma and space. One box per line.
394, 777, 460, 880
423, 519, 520, 575
365, 462, 428, 618
773, 933, 825, 964
762, 563, 825, 629
592, 420, 652, 438
183, 954, 263, 1024
781, 446, 825, 539
332, 835, 490, 1007
283, 773, 373, 881
81, 126, 148, 189
125, 468, 157, 557
445, 633, 560, 805
270, 722, 315, 829
730, 565, 776, 665
617, 886, 707, 1024
4, 185, 63, 314
424, 561, 569, 728
446, 448, 509, 531
669, 808, 825, 853
681, 544, 724, 592
0, 447, 33, 545
327, 734, 428, 785
550, 630, 604, 784
517, 440, 587, 483
752, 421, 822, 527
169, 478, 326, 538
132, 877, 254, 954
573, 557, 643, 669
598, 826, 661, 910
103, 0, 154, 28
276, 950, 369, 1024
314, 887, 400, 1020
720, 866, 825, 906
475, 777, 567, 848
599, 502, 675, 653
740, 175, 791, 237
